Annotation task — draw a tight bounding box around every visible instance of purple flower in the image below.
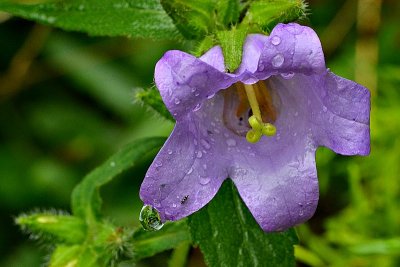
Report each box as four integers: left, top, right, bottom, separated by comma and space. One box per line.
140, 23, 370, 232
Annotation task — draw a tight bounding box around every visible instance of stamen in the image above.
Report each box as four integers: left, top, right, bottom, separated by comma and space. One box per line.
243, 83, 277, 143
246, 129, 262, 143
243, 84, 263, 122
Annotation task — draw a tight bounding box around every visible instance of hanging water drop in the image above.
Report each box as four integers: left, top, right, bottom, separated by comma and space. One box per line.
272, 54, 284, 68
174, 98, 181, 105
193, 103, 201, 111
281, 72, 294, 79
139, 205, 164, 231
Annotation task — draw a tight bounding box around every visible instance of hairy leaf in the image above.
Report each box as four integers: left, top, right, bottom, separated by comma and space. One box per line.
136, 87, 174, 122
0, 0, 181, 39
188, 180, 298, 267
160, 0, 216, 39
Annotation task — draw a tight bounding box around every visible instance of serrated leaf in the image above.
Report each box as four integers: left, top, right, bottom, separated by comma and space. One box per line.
136, 87, 174, 122
188, 179, 298, 267
0, 0, 181, 39
242, 0, 307, 33
160, 0, 216, 39
71, 137, 165, 224
132, 220, 191, 260
216, 28, 247, 72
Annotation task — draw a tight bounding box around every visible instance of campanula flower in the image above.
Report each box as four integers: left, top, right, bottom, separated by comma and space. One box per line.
140, 23, 370, 232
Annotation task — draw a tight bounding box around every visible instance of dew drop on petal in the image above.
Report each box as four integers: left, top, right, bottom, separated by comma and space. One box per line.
271, 36, 281, 45
200, 139, 211, 149
226, 138, 237, 147
187, 167, 193, 175
195, 92, 200, 97
200, 177, 211, 185
258, 64, 265, 71
196, 151, 203, 158
294, 111, 299, 117
323, 106, 328, 112
167, 149, 173, 155
207, 93, 215, 99
202, 164, 207, 170
193, 103, 202, 111
281, 72, 294, 79
174, 98, 181, 105
139, 205, 164, 231
272, 54, 284, 68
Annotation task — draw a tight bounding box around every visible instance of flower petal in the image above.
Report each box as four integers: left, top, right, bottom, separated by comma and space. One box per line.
312, 72, 371, 155
199, 46, 226, 72
140, 119, 228, 221
154, 50, 233, 120
236, 34, 269, 83
257, 23, 326, 79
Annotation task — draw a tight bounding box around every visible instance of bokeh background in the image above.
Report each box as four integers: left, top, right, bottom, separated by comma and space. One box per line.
0, 0, 399, 266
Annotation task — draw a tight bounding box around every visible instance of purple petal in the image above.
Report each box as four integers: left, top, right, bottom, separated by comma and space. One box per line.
312, 72, 371, 155
257, 23, 326, 80
236, 34, 269, 83
199, 46, 225, 72
140, 118, 228, 221
230, 148, 319, 232
154, 50, 233, 120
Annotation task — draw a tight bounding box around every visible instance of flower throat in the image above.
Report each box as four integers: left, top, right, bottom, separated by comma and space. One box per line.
223, 80, 278, 143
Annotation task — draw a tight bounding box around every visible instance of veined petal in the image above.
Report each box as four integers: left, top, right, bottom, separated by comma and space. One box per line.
154, 50, 234, 120
230, 148, 319, 232
257, 23, 326, 80
312, 72, 371, 155
140, 118, 228, 221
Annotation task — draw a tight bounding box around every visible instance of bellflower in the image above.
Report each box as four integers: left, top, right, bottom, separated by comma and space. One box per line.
140, 23, 370, 232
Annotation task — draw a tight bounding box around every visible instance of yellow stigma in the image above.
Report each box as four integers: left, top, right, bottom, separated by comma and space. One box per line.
243, 83, 277, 143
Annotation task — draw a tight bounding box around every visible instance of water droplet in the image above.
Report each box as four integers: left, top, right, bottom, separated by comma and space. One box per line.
139, 205, 164, 231
323, 106, 328, 112
191, 87, 197, 93
226, 138, 237, 147
271, 36, 281, 45
258, 64, 265, 71
78, 4, 85, 10
195, 92, 200, 97
293, 132, 297, 137
202, 164, 207, 170
196, 151, 203, 158
281, 72, 294, 79
167, 149, 173, 155
187, 167, 193, 175
200, 139, 211, 149
193, 103, 201, 111
207, 93, 215, 99
272, 54, 284, 68
110, 161, 116, 167
294, 111, 299, 117
200, 177, 211, 185
174, 98, 180, 105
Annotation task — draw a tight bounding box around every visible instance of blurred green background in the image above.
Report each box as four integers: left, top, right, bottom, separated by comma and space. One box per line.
0, 0, 399, 266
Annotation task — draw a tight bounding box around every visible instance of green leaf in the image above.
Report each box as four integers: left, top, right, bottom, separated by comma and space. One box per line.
188, 180, 298, 267
0, 0, 181, 39
49, 245, 100, 267
136, 87, 174, 122
215, 0, 241, 27
160, 0, 216, 39
132, 220, 192, 260
241, 0, 308, 33
71, 137, 165, 224
216, 28, 247, 72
